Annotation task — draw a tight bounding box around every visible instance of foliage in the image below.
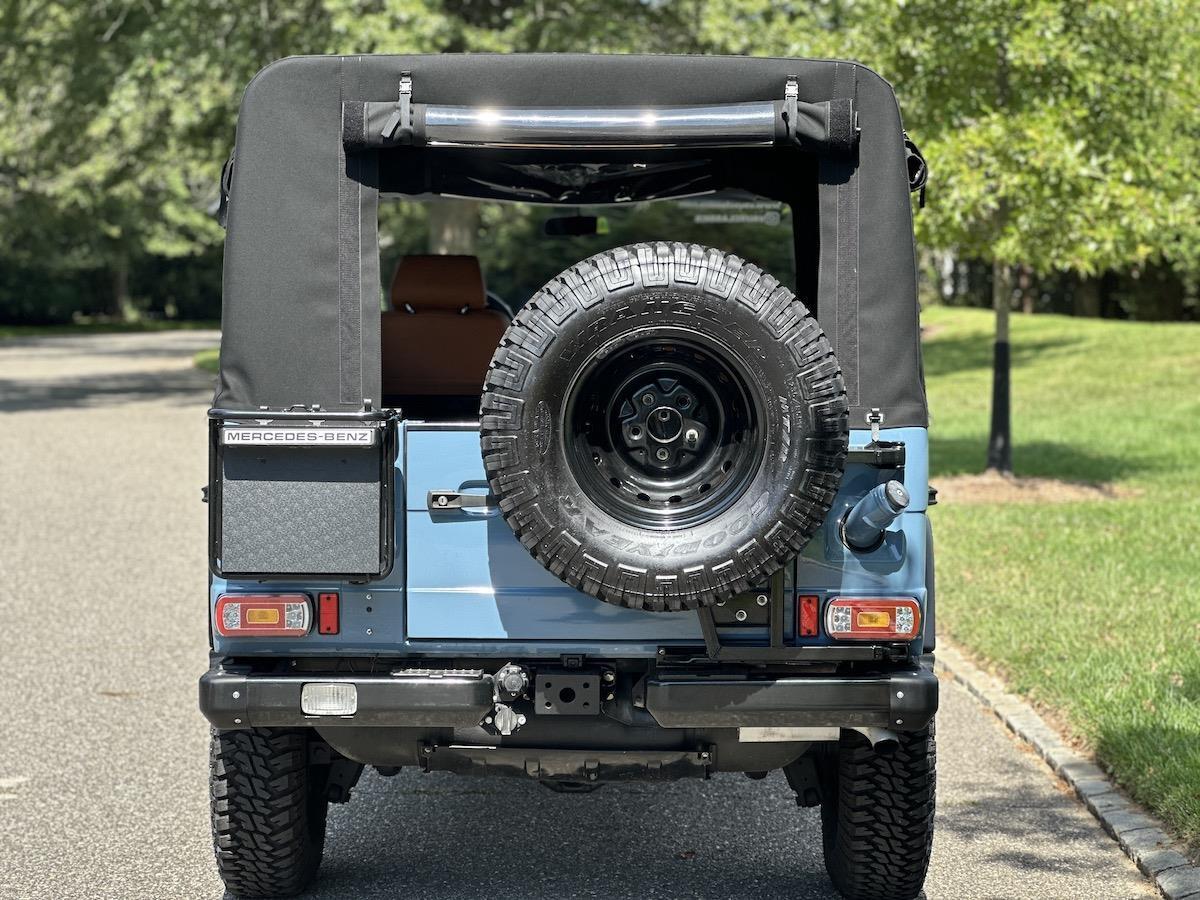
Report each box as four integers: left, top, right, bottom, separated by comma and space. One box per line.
1, 1, 1197, 322
194, 346, 220, 372
845, 0, 1200, 278
924, 305, 1200, 849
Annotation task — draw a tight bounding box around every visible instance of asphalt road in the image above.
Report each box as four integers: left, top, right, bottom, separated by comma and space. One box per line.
0, 332, 1155, 899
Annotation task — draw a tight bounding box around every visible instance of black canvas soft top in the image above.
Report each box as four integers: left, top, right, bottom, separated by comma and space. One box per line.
216, 53, 927, 429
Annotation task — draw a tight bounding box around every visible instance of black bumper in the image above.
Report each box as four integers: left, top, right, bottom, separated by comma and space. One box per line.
199, 666, 937, 733
644, 670, 937, 731
200, 669, 495, 730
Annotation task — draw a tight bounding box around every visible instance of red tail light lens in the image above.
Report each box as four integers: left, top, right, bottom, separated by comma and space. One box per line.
825, 597, 920, 640
215, 594, 311, 637
317, 592, 340, 635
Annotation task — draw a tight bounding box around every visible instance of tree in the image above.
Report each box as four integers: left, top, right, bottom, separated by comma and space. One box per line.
2, 0, 1196, 338
843, 0, 1200, 473
0, 1, 338, 316
0, 0, 717, 318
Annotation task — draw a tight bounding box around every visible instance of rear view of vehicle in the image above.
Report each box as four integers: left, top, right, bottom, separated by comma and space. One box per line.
202, 54, 934, 900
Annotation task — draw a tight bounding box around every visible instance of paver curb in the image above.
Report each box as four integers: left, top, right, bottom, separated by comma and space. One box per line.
936, 641, 1200, 899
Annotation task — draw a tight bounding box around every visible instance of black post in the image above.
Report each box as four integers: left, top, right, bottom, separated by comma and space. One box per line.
986, 339, 1012, 473
986, 260, 1013, 474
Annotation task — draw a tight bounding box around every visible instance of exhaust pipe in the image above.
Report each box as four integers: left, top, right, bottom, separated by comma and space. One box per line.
843, 480, 909, 550
850, 726, 900, 756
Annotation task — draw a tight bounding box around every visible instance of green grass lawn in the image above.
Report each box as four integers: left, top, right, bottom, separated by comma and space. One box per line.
194, 347, 219, 373
923, 306, 1200, 851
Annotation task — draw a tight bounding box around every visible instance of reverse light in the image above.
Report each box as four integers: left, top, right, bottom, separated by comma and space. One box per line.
825, 597, 920, 641
215, 594, 311, 637
301, 682, 358, 716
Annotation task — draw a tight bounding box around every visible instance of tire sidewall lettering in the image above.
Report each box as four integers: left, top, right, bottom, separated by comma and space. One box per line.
482, 243, 848, 609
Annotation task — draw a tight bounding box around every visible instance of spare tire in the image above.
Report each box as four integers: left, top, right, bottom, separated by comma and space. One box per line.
480, 243, 848, 611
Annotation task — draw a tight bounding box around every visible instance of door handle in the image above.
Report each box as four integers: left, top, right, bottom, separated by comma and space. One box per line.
427, 490, 499, 517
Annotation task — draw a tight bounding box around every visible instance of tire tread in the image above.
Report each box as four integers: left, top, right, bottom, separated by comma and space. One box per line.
822, 725, 936, 900
481, 241, 848, 611
210, 728, 325, 898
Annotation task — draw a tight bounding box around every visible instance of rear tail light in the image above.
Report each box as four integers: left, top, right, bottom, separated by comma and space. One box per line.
215, 594, 311, 637
825, 597, 920, 640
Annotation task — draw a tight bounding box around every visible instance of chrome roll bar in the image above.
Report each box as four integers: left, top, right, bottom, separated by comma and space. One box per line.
343, 78, 856, 155
421, 101, 780, 149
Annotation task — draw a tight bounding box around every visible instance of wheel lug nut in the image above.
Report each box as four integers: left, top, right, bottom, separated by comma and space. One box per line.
641, 393, 655, 405
656, 448, 670, 461
685, 429, 698, 444
678, 395, 691, 408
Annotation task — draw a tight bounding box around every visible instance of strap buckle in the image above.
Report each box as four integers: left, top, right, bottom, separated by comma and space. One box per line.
381, 72, 413, 141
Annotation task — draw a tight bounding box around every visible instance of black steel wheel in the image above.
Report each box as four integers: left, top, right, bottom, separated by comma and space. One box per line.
564, 331, 763, 531
481, 242, 848, 611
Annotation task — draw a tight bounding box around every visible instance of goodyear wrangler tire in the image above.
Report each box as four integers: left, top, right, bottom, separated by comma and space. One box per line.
480, 243, 848, 611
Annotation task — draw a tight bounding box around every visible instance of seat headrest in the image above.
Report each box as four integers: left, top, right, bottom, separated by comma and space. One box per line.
390, 255, 487, 312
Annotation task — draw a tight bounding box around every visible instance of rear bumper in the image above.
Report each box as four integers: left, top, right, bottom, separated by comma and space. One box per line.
200, 668, 494, 729
199, 666, 937, 733
644, 670, 937, 731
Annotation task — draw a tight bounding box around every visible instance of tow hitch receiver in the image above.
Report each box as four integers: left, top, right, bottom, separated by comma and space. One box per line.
535, 670, 603, 715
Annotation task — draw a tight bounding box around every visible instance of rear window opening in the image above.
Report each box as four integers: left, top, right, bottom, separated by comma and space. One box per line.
378, 186, 808, 419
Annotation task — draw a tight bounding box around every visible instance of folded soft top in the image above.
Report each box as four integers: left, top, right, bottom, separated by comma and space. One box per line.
216, 54, 926, 428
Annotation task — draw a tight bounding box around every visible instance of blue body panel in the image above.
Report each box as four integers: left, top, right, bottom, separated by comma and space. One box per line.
210, 425, 929, 658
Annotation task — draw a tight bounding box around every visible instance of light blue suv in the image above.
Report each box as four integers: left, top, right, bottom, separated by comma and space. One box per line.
202, 53, 935, 900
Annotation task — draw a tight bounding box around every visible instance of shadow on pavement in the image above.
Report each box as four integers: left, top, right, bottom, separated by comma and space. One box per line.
0, 368, 214, 413
938, 782, 1115, 875
286, 769, 862, 900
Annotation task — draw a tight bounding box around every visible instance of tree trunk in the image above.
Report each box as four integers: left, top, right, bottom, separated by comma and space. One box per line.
1018, 265, 1034, 314
986, 259, 1013, 475
1074, 276, 1102, 317
985, 30, 1014, 475
428, 199, 480, 255
111, 255, 131, 320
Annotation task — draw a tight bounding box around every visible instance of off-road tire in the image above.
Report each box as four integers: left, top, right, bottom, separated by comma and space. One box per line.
210, 728, 328, 898
820, 724, 936, 900
480, 242, 848, 611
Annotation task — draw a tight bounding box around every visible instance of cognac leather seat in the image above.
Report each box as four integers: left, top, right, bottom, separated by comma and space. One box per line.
380, 255, 508, 408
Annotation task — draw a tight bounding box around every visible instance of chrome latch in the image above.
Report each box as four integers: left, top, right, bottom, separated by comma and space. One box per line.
427, 490, 496, 511
866, 407, 885, 444
381, 72, 413, 140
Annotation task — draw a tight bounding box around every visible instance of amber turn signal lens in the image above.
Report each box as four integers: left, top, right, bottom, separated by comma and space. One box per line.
856, 610, 891, 629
